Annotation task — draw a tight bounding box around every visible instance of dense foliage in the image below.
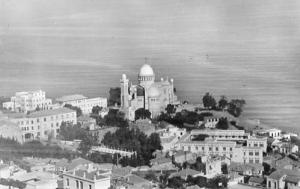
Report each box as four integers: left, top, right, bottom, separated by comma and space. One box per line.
218, 95, 228, 110
95, 109, 128, 127
202, 92, 217, 109
108, 87, 121, 106
227, 99, 246, 117
135, 108, 151, 120
59, 122, 99, 155
216, 117, 229, 130
101, 127, 162, 166
158, 110, 213, 128
64, 104, 82, 117
165, 104, 177, 115
0, 137, 76, 160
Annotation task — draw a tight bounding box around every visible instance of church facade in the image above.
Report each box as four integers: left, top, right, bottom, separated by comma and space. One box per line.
120, 64, 179, 121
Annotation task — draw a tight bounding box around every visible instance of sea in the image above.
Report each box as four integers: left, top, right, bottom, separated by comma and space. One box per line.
0, 0, 299, 132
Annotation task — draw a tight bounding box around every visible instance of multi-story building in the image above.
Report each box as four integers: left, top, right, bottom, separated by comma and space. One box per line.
175, 137, 264, 164
6, 108, 77, 141
201, 116, 220, 128
56, 94, 107, 114
63, 169, 111, 189
3, 90, 52, 112
190, 129, 250, 141
246, 136, 268, 152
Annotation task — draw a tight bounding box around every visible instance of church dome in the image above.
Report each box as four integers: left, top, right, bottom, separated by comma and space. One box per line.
148, 86, 160, 97
139, 64, 154, 76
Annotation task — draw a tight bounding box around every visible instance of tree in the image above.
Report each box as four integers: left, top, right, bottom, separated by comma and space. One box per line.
148, 133, 162, 151
166, 104, 176, 115
207, 175, 229, 188
145, 171, 158, 182
64, 104, 82, 117
168, 176, 185, 189
108, 87, 121, 106
263, 162, 271, 175
202, 92, 216, 109
103, 109, 128, 127
221, 164, 228, 174
218, 95, 228, 110
91, 106, 103, 115
216, 118, 229, 130
135, 108, 151, 120
227, 99, 246, 117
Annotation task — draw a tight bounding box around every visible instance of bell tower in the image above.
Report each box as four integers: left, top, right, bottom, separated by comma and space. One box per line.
120, 74, 129, 108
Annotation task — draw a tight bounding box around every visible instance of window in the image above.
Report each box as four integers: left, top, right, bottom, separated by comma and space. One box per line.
216, 147, 218, 151
89, 185, 92, 189
249, 159, 254, 163
202, 147, 205, 151
260, 143, 264, 147
255, 152, 259, 156
223, 147, 226, 151
37, 119, 39, 123
56, 123, 59, 127
196, 146, 198, 151
230, 148, 232, 151
80, 181, 83, 189
76, 180, 79, 189
209, 147, 212, 151
67, 178, 69, 186
254, 143, 258, 147
249, 152, 254, 156
51, 123, 53, 128
44, 118, 46, 122
255, 159, 260, 163
31, 120, 34, 124
31, 126, 34, 130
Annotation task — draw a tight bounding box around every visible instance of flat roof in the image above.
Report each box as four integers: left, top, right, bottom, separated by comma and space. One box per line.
6, 108, 75, 119
56, 94, 87, 102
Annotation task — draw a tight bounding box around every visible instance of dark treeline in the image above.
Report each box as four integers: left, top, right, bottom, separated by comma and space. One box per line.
101, 127, 162, 167
0, 137, 77, 160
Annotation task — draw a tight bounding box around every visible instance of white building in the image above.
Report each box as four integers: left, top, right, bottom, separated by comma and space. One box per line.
175, 137, 264, 164
266, 128, 282, 139
120, 64, 179, 120
56, 94, 107, 114
190, 129, 250, 141
156, 125, 187, 152
63, 169, 111, 189
247, 136, 268, 152
202, 116, 220, 128
3, 90, 52, 113
6, 108, 77, 141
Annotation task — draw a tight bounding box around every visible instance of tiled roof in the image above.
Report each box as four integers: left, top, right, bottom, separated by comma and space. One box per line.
66, 169, 109, 180
229, 163, 263, 172
150, 157, 172, 165
269, 169, 300, 180
67, 158, 92, 170
170, 168, 201, 179
249, 177, 264, 184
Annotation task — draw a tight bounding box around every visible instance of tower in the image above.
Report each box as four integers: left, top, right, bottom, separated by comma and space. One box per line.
120, 74, 129, 108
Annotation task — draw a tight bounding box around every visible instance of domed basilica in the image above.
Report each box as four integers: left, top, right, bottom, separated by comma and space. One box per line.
120, 64, 179, 121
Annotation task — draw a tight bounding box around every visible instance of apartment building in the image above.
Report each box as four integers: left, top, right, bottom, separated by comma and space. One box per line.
246, 136, 268, 152
63, 169, 111, 189
7, 108, 77, 141
175, 138, 264, 164
56, 94, 107, 114
190, 129, 250, 141
3, 90, 52, 112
